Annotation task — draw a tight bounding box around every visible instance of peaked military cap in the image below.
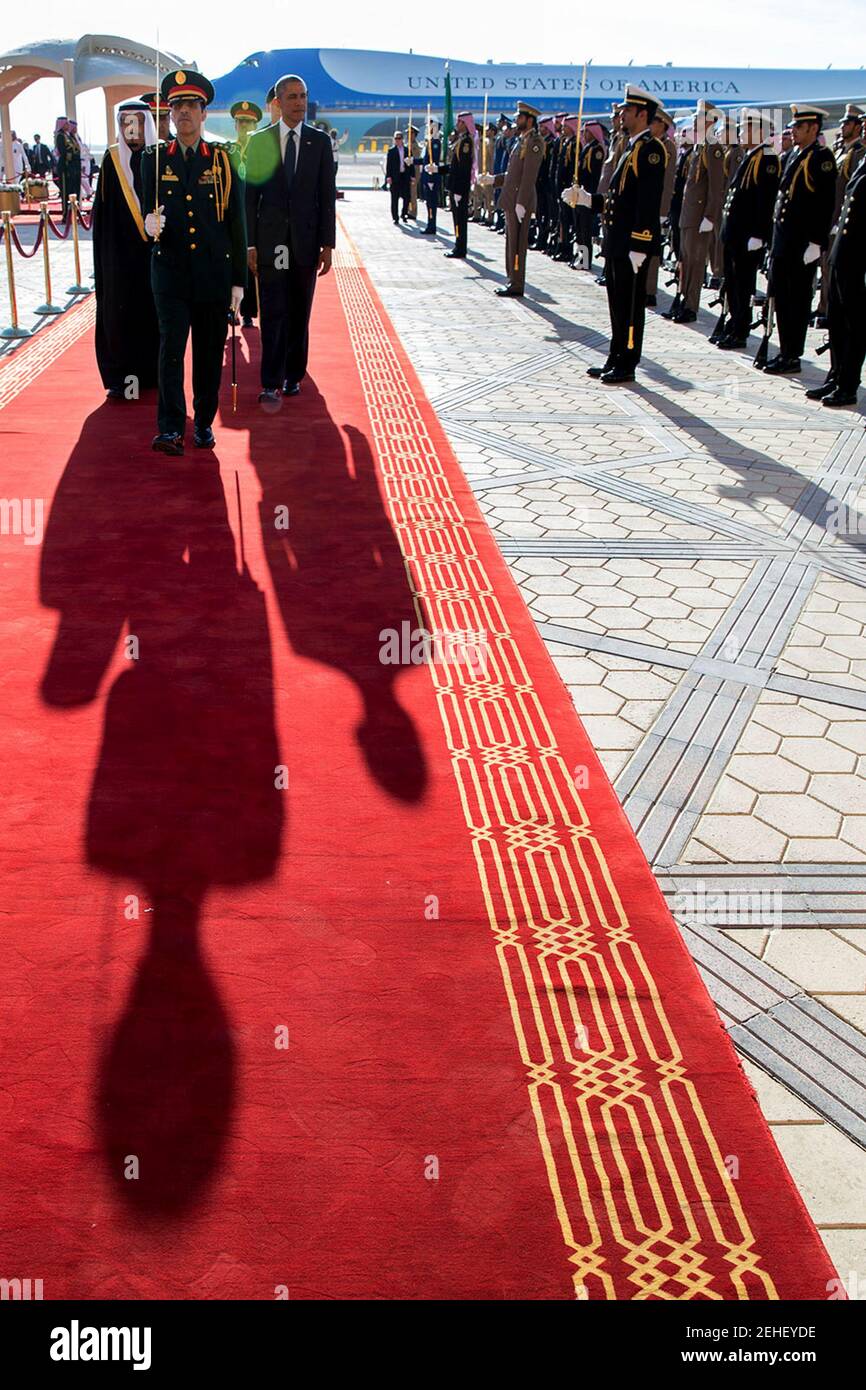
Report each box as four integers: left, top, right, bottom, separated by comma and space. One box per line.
230, 100, 262, 124
161, 69, 214, 106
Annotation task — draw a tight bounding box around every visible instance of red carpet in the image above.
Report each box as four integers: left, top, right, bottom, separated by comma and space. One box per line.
0, 243, 839, 1299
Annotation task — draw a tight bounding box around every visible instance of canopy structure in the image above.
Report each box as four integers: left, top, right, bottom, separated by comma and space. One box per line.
0, 34, 191, 174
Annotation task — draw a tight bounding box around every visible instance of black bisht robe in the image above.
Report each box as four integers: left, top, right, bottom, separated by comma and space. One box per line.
92, 146, 159, 393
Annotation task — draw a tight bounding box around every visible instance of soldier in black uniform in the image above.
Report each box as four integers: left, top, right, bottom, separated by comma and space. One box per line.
574, 121, 606, 269
419, 120, 442, 233
553, 116, 577, 260
533, 117, 557, 251
717, 109, 780, 349
141, 70, 248, 455
445, 113, 474, 258
806, 160, 866, 407
765, 103, 836, 374
576, 85, 665, 384
228, 101, 262, 326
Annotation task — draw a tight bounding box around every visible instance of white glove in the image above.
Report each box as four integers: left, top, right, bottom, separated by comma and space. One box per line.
747, 237, 763, 252
575, 187, 592, 208
699, 217, 713, 233
425, 163, 437, 175
144, 206, 165, 237
454, 193, 462, 205
560, 185, 578, 208
803, 242, 820, 265
230, 286, 244, 319
516, 203, 526, 223
628, 251, 647, 274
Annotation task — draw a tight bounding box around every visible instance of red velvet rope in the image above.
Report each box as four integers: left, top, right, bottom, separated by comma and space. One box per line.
45, 208, 72, 240
1, 217, 45, 259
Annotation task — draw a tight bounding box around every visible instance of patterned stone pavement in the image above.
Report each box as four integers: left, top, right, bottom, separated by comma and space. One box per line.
3, 185, 864, 1292
339, 189, 866, 1293
0, 217, 93, 350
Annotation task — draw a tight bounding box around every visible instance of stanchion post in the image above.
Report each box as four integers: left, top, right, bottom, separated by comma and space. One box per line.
35, 200, 62, 315
66, 195, 89, 295
1, 209, 32, 338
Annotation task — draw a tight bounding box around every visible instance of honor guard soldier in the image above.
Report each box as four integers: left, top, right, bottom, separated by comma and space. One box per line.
265, 86, 280, 126
816, 103, 866, 323
806, 159, 866, 407
141, 69, 248, 455
419, 120, 443, 233
533, 116, 557, 251
645, 107, 676, 305
717, 109, 779, 349
228, 101, 262, 326
674, 100, 725, 322
574, 85, 665, 382
140, 92, 171, 142
481, 101, 545, 296
765, 103, 836, 374
445, 112, 474, 258
573, 119, 606, 269
553, 115, 578, 259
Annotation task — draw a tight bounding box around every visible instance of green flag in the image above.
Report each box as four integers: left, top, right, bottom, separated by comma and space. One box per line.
443, 62, 454, 147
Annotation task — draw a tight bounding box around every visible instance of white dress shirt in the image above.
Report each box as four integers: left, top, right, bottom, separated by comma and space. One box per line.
279, 118, 304, 172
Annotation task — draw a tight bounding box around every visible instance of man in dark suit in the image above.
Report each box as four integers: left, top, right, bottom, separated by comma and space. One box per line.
385, 131, 411, 224
244, 73, 336, 401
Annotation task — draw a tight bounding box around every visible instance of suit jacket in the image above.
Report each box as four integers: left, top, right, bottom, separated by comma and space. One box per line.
592, 129, 665, 257
244, 122, 336, 271
141, 137, 247, 302
770, 140, 836, 260
721, 143, 780, 248
385, 144, 411, 192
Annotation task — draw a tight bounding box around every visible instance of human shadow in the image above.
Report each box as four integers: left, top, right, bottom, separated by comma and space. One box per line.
219, 362, 427, 804
39, 401, 283, 1216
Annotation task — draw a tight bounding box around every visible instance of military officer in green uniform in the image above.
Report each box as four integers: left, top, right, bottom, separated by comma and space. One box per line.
445, 112, 474, 258
141, 70, 248, 455
229, 99, 262, 326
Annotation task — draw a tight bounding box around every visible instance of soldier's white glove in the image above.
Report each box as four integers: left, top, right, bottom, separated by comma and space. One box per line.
628, 251, 647, 274
560, 185, 578, 208
576, 187, 592, 208
803, 242, 821, 265
144, 206, 165, 237
516, 203, 526, 222
425, 163, 437, 175
747, 237, 764, 252
699, 217, 713, 233
230, 286, 244, 319
454, 193, 462, 205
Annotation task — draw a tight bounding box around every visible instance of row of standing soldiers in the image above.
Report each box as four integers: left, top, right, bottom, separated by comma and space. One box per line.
393, 93, 866, 406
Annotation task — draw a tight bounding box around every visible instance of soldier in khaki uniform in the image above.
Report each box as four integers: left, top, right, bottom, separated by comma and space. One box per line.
645, 107, 677, 304
482, 101, 545, 297
675, 99, 726, 322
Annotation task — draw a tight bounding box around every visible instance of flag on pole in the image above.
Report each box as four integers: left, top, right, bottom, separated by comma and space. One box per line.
443, 61, 454, 147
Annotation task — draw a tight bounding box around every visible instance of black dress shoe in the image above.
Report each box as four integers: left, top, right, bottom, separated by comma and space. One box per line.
805, 379, 837, 400
421, 226, 435, 234
444, 250, 465, 258
717, 335, 748, 350
645, 294, 657, 307
600, 368, 636, 384
152, 432, 184, 456
763, 355, 801, 375
495, 285, 523, 297
258, 388, 281, 404
586, 365, 611, 379
282, 381, 300, 397
193, 423, 215, 449
822, 389, 858, 408
673, 307, 697, 324
242, 316, 254, 328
